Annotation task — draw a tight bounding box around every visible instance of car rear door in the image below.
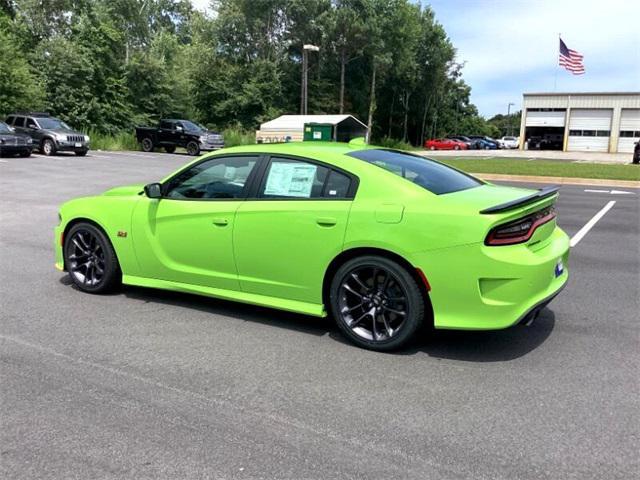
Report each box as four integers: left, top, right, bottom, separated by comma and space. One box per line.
233, 155, 356, 305
131, 154, 262, 290
158, 120, 174, 146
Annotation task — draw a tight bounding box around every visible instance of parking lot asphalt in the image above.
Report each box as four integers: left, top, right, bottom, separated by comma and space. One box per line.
1, 150, 638, 480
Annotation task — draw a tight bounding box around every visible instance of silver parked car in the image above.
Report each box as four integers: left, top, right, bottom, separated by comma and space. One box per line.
5, 112, 90, 156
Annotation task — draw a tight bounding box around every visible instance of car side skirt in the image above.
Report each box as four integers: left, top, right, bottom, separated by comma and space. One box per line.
122, 275, 326, 317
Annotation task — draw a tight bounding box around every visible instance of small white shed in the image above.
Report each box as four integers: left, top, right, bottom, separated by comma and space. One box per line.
256, 114, 368, 143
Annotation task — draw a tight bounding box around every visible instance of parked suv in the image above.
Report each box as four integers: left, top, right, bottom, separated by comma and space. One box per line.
135, 119, 225, 156
0, 121, 33, 157
5, 113, 90, 156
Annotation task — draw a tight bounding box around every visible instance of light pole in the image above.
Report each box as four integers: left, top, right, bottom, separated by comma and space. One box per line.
301, 44, 320, 115
507, 102, 515, 136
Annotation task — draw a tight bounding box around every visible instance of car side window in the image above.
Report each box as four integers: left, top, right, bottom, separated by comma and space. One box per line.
160, 120, 172, 129
164, 156, 258, 200
259, 157, 352, 199
25, 118, 37, 128
6, 116, 15, 125
260, 157, 329, 199
323, 170, 351, 198
14, 117, 25, 127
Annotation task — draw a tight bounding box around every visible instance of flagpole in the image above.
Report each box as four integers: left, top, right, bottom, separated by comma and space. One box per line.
553, 33, 560, 91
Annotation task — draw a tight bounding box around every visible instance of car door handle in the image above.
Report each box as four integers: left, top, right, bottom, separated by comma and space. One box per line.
316, 217, 337, 227
212, 217, 229, 226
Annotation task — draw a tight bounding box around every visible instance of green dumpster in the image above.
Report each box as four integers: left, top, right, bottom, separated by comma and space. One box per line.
303, 123, 334, 141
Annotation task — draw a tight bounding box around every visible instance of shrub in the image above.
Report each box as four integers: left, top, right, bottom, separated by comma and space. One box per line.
222, 127, 255, 147
88, 129, 138, 151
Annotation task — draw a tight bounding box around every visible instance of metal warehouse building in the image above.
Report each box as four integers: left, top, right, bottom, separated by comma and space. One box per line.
518, 92, 640, 153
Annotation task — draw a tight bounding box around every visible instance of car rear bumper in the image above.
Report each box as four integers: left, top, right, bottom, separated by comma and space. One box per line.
412, 226, 570, 330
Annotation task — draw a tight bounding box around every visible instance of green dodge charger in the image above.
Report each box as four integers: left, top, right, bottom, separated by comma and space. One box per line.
55, 141, 569, 351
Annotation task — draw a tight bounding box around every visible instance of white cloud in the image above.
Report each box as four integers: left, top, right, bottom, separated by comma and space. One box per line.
427, 0, 640, 116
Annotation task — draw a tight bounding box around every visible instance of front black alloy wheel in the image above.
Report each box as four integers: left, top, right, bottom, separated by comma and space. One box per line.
330, 256, 425, 351
186, 141, 200, 156
42, 138, 56, 156
64, 223, 121, 293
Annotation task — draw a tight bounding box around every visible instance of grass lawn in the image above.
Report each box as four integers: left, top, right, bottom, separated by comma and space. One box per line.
436, 157, 640, 181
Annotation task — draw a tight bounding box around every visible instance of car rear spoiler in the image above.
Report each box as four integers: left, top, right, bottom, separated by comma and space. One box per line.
480, 185, 560, 214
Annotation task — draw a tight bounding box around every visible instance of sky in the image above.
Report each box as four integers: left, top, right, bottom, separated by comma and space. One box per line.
190, 0, 639, 118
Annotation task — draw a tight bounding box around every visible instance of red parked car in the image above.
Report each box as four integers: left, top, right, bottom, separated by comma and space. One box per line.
424, 138, 468, 150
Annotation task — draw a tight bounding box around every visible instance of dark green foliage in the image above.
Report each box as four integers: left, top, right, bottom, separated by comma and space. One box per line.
0, 0, 496, 145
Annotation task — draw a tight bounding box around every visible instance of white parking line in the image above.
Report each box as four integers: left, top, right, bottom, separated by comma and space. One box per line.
0, 159, 8, 163
570, 201, 616, 248
584, 189, 635, 195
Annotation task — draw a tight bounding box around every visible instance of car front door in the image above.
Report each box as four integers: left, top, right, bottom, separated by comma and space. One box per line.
131, 155, 261, 290
24, 117, 43, 145
233, 156, 356, 306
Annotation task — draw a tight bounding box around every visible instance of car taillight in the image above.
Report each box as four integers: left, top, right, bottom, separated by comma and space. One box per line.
485, 206, 556, 246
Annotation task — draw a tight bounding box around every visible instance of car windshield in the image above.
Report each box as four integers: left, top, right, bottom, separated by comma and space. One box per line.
37, 117, 71, 130
504, 137, 516, 141
181, 120, 207, 132
347, 149, 482, 195
0, 122, 13, 133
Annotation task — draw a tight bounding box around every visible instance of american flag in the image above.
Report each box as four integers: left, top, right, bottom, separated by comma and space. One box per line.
559, 38, 585, 75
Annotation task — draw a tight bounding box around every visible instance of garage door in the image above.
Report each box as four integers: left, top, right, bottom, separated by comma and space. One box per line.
525, 109, 566, 127
617, 109, 640, 153
568, 109, 612, 152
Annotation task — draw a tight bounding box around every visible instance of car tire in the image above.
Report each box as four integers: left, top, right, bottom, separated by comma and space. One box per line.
165, 145, 176, 154
42, 138, 56, 156
454, 145, 460, 150
484, 145, 490, 150
141, 137, 154, 152
429, 146, 435, 151
329, 255, 425, 351
64, 222, 121, 294
75, 149, 88, 156
186, 141, 200, 156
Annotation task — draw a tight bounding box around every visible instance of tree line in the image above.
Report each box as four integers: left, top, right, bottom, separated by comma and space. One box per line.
0, 0, 505, 144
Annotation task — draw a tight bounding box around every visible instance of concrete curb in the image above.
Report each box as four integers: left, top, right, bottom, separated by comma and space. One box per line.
471, 173, 640, 189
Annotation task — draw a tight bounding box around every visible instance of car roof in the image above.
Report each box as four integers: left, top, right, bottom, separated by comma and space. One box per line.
221, 141, 368, 157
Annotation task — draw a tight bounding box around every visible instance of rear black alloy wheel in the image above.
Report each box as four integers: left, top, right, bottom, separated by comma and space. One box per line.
64, 223, 120, 293
186, 141, 200, 156
330, 256, 425, 351
141, 137, 154, 152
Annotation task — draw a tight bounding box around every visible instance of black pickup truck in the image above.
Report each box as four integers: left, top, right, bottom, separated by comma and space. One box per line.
135, 119, 224, 156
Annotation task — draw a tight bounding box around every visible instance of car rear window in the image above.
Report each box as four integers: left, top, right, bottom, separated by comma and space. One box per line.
347, 149, 482, 195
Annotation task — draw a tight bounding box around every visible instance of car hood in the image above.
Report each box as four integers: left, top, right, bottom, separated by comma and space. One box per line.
186, 129, 223, 136
0, 133, 24, 141
102, 184, 145, 196
46, 127, 83, 135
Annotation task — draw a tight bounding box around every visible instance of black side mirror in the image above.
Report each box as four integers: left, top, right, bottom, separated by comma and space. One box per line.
144, 182, 163, 199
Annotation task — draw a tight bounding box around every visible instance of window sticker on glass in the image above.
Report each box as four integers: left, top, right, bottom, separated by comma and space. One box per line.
224, 166, 237, 179
264, 162, 317, 197
313, 131, 322, 139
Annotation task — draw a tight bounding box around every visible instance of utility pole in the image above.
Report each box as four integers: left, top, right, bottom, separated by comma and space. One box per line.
301, 44, 319, 115
507, 102, 515, 136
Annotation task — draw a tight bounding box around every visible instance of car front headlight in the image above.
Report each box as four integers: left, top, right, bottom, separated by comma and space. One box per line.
26, 137, 33, 144
85, 135, 90, 142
